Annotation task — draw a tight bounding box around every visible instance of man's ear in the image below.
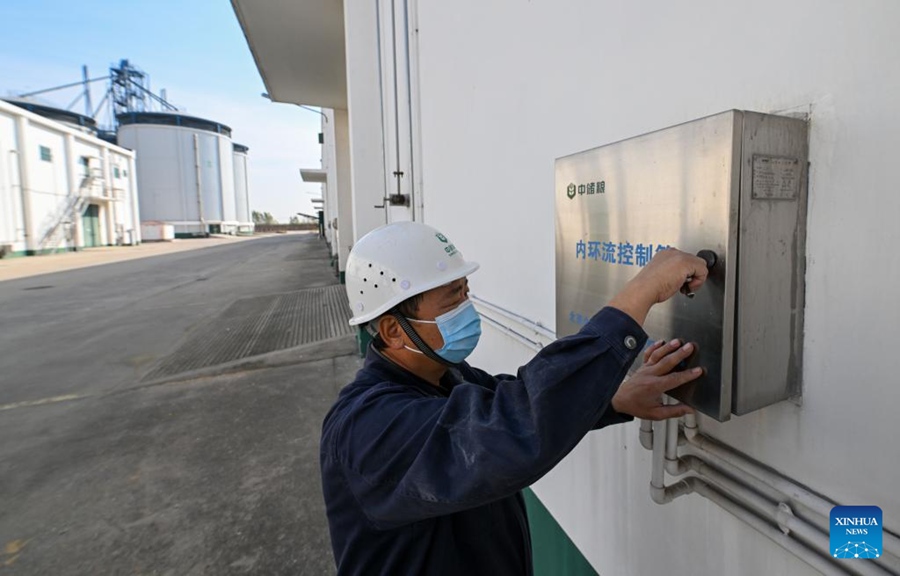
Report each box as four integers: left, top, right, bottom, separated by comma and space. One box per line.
377, 315, 406, 349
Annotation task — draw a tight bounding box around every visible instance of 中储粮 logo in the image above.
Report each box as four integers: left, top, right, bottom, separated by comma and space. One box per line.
565, 180, 605, 199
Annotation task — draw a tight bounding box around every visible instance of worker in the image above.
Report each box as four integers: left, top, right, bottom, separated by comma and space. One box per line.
320, 221, 708, 575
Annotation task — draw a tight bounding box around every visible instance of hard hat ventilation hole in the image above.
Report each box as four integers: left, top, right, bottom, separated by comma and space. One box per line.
359, 290, 364, 294
368, 263, 372, 268
363, 278, 367, 282
374, 284, 378, 288
392, 278, 396, 282
380, 271, 384, 275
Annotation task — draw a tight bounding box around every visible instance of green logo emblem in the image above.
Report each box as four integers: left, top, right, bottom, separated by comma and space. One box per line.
567, 180, 606, 199
435, 233, 448, 243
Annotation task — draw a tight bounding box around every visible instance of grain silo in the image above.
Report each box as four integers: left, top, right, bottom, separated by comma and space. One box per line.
232, 143, 253, 235
116, 112, 237, 237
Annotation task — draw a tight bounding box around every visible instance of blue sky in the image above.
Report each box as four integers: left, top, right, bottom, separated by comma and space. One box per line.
0, 0, 323, 222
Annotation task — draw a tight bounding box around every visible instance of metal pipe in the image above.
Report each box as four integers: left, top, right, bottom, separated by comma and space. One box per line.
389, 0, 403, 204
683, 414, 833, 517
684, 416, 900, 551
649, 400, 693, 502
682, 415, 900, 573
478, 314, 544, 352
402, 0, 417, 221
650, 418, 848, 573
683, 456, 891, 576
639, 419, 654, 451
686, 477, 848, 576
468, 294, 555, 336
82, 65, 93, 118
101, 147, 113, 245
17, 75, 107, 98
665, 412, 686, 475
193, 133, 204, 232
374, 0, 390, 224
649, 418, 672, 504
127, 155, 140, 243
650, 477, 695, 505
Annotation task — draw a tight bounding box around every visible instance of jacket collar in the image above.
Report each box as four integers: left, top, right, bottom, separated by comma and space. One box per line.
364, 343, 462, 397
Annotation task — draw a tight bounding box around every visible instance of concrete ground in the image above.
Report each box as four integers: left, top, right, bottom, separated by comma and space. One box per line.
0, 233, 360, 575
0, 234, 264, 283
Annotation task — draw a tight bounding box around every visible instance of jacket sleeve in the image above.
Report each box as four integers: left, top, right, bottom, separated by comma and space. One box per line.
463, 360, 634, 430
335, 306, 646, 529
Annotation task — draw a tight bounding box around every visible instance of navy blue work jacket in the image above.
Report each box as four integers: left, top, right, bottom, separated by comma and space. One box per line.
320, 307, 647, 575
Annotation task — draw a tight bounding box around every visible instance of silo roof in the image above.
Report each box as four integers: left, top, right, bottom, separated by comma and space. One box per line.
3, 99, 97, 131
116, 112, 232, 138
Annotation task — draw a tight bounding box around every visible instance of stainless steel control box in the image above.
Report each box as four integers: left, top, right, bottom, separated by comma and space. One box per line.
555, 110, 808, 421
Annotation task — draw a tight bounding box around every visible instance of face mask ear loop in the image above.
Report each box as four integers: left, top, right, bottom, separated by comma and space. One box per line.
391, 311, 456, 367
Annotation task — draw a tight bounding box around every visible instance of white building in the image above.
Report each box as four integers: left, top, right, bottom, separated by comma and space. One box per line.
233, 2, 900, 575
0, 99, 140, 256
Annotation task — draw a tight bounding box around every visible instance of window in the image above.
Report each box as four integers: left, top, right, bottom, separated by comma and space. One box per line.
114, 167, 121, 179
79, 156, 90, 177
39, 146, 52, 162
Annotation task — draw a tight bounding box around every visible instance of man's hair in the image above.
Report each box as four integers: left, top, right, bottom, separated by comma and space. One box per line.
367, 293, 425, 346
394, 293, 425, 320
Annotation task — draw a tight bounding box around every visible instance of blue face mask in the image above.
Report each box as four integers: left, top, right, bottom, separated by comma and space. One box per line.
407, 299, 482, 364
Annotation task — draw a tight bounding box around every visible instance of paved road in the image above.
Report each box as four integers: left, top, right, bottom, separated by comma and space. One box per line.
0, 234, 359, 575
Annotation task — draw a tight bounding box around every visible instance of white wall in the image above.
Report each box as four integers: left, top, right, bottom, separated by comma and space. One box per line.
334, 108, 355, 276
0, 111, 23, 252
27, 125, 67, 246
410, 1, 900, 574
108, 149, 138, 244
322, 109, 339, 258
344, 0, 389, 240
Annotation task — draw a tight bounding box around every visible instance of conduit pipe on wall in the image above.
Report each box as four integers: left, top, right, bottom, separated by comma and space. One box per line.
639, 418, 653, 451
645, 412, 897, 576
470, 295, 556, 353
683, 456, 892, 576
688, 477, 847, 576
680, 415, 900, 575
479, 314, 545, 352
193, 134, 204, 229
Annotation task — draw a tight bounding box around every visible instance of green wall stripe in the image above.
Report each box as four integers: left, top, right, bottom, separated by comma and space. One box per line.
523, 487, 598, 576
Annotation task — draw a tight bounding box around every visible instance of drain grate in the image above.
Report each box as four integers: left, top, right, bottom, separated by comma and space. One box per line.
143, 285, 353, 380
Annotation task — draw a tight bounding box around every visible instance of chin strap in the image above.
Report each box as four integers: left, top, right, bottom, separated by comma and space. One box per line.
391, 311, 456, 367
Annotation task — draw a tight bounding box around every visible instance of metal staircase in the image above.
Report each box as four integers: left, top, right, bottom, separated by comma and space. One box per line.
36, 164, 105, 253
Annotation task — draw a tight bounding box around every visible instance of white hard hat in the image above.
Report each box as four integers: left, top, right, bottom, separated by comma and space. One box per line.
345, 221, 479, 326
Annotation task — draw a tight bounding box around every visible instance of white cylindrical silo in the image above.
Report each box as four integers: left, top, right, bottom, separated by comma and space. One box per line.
232, 143, 253, 235
116, 112, 235, 237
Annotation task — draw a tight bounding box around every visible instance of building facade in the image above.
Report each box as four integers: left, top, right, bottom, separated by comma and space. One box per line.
0, 99, 140, 256
233, 1, 900, 574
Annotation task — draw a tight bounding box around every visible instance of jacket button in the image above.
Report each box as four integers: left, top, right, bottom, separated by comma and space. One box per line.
624, 336, 638, 350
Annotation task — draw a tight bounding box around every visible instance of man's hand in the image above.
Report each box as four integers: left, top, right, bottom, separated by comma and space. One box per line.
611, 338, 701, 420
608, 248, 709, 325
